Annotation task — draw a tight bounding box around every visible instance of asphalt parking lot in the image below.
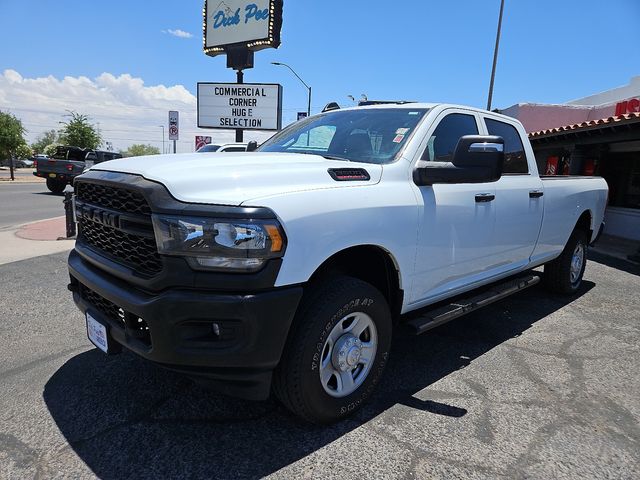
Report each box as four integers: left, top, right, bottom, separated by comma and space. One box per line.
1, 250, 639, 479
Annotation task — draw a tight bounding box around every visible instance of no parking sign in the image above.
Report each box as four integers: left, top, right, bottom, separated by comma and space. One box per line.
168, 111, 179, 140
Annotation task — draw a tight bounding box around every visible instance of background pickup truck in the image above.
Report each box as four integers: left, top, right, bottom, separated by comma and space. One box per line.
34, 146, 121, 193
68, 103, 608, 423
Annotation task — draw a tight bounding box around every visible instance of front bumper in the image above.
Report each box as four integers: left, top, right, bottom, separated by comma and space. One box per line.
68, 249, 303, 400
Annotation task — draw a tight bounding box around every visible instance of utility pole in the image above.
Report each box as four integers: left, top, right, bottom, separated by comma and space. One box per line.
158, 125, 165, 154
487, 0, 505, 111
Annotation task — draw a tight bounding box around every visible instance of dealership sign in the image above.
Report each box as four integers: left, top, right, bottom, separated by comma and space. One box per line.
615, 98, 640, 116
197, 82, 282, 131
203, 0, 283, 57
195, 136, 212, 150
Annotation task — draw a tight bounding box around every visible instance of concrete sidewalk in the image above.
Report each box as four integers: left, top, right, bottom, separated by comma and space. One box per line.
591, 234, 640, 263
0, 168, 45, 183
0, 216, 74, 266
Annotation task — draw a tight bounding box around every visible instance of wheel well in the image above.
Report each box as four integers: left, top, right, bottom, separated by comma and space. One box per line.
575, 210, 593, 238
308, 246, 403, 319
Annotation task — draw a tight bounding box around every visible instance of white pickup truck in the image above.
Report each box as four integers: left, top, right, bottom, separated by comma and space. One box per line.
68, 103, 608, 423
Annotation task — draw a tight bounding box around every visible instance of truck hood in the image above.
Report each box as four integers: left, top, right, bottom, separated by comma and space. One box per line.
91, 152, 382, 206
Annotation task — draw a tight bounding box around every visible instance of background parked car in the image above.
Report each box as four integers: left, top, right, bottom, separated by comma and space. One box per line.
196, 143, 248, 153
0, 158, 33, 168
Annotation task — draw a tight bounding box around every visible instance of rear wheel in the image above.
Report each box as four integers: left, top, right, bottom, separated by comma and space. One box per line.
274, 276, 392, 423
46, 178, 66, 194
543, 229, 588, 294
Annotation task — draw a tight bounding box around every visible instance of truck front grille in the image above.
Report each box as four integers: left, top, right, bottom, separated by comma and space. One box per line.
76, 182, 151, 215
75, 180, 162, 276
79, 218, 162, 275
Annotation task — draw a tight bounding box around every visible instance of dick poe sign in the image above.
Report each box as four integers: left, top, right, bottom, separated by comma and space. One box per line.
203, 0, 283, 56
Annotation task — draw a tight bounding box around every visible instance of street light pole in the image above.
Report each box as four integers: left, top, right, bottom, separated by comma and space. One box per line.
486, 0, 505, 111
158, 125, 165, 154
271, 62, 312, 116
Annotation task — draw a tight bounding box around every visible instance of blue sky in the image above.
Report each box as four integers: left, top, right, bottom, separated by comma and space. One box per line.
1, 0, 639, 150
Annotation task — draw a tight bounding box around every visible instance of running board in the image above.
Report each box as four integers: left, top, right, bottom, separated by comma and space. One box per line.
407, 274, 541, 335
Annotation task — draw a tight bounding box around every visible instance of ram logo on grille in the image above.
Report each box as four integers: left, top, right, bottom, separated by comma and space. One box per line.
76, 203, 121, 229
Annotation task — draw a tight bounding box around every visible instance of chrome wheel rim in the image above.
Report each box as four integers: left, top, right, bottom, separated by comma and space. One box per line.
319, 312, 378, 398
570, 243, 585, 284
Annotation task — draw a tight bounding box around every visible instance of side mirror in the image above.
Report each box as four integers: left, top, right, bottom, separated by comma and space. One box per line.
246, 140, 258, 152
413, 135, 504, 186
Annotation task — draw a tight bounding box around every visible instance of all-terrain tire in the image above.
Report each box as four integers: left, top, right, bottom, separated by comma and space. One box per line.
46, 178, 66, 195
543, 229, 589, 294
273, 276, 392, 424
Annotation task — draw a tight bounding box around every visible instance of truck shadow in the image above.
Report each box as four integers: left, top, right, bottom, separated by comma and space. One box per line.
588, 250, 640, 277
43, 282, 593, 479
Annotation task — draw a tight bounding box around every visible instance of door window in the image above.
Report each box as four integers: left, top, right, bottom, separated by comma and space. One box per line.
422, 113, 479, 162
485, 118, 528, 174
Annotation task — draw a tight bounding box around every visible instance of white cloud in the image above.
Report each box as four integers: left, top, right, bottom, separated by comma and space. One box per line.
163, 29, 193, 39
0, 69, 270, 152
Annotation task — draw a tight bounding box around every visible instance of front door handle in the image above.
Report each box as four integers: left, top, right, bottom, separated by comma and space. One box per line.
529, 190, 544, 198
475, 193, 495, 203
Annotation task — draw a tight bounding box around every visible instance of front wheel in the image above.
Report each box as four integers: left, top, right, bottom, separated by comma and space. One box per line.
543, 229, 588, 294
273, 276, 392, 423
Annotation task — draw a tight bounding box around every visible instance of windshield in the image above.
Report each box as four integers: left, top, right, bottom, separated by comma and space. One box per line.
258, 108, 429, 164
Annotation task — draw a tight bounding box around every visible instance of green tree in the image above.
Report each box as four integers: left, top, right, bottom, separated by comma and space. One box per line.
0, 111, 29, 179
15, 143, 32, 159
58, 111, 102, 149
31, 129, 59, 154
0, 111, 27, 159
43, 144, 60, 157
122, 144, 160, 157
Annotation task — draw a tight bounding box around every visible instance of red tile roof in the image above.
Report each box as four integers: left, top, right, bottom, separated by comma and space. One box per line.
529, 112, 640, 139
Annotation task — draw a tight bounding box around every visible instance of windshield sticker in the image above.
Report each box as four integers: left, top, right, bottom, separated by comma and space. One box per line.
396, 128, 410, 135
393, 134, 405, 143
408, 112, 420, 115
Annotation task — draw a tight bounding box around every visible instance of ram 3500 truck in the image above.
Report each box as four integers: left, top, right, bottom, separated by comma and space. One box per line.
68, 103, 608, 423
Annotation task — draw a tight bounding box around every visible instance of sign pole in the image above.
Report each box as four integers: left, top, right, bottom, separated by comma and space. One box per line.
168, 110, 179, 153
236, 69, 244, 143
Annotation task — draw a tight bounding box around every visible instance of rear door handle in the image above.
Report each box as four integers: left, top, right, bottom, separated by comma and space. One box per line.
529, 190, 544, 198
475, 193, 495, 203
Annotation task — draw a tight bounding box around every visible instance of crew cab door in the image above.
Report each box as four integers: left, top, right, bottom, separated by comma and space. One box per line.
482, 116, 544, 268
410, 110, 500, 306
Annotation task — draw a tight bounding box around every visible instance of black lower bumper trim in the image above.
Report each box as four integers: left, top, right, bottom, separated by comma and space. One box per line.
69, 250, 303, 400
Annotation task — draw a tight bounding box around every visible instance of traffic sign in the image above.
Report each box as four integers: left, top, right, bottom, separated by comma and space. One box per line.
168, 111, 179, 140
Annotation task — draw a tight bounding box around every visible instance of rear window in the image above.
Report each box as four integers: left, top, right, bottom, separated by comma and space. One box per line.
485, 118, 528, 174
52, 147, 86, 161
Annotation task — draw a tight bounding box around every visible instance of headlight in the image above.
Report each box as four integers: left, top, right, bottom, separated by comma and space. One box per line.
151, 214, 285, 272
